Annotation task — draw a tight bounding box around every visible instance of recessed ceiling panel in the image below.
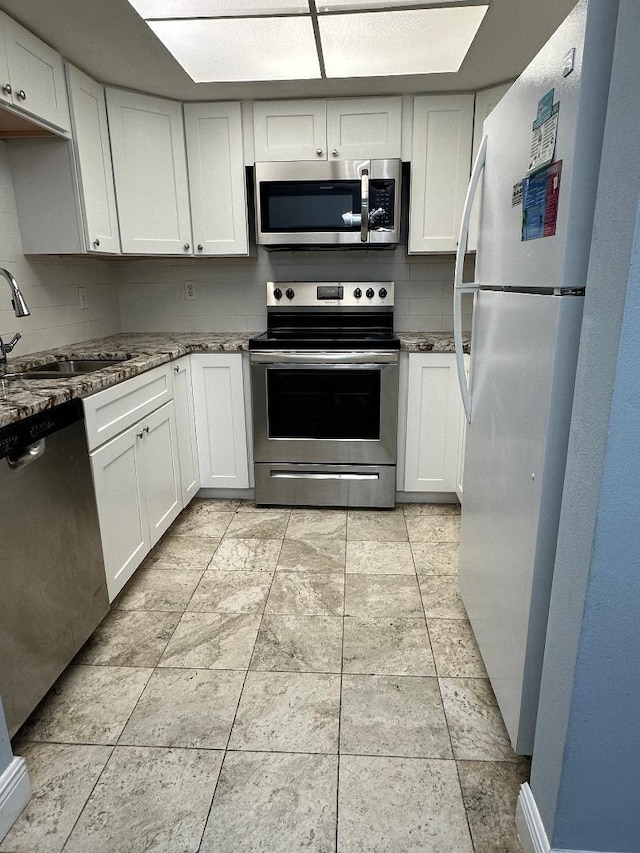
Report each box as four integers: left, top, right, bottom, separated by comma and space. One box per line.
320, 6, 488, 77
129, 0, 309, 19
148, 17, 321, 81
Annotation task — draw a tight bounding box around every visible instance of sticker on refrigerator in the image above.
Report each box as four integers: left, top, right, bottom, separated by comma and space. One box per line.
521, 161, 562, 241
528, 104, 559, 174
512, 181, 524, 207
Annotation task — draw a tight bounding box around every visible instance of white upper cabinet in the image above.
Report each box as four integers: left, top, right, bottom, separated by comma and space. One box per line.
0, 11, 70, 134
468, 82, 512, 252
66, 65, 120, 254
253, 96, 402, 162
106, 88, 192, 255
325, 97, 402, 160
184, 102, 249, 256
253, 98, 326, 161
409, 94, 474, 254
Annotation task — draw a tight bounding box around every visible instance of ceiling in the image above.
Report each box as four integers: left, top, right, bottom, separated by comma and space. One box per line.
0, 0, 578, 100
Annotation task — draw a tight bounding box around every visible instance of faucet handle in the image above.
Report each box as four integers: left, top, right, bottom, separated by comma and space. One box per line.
4, 332, 22, 353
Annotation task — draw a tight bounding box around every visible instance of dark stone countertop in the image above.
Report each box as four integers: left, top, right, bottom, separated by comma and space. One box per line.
0, 332, 253, 429
396, 331, 471, 354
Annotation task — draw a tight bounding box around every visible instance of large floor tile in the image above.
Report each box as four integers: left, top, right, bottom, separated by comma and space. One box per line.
229, 671, 341, 753
347, 509, 408, 542
118, 668, 245, 749
62, 746, 223, 853
208, 538, 282, 572
343, 617, 435, 676
144, 534, 219, 571
286, 509, 347, 540
158, 612, 261, 670
0, 742, 111, 853
224, 511, 290, 539
266, 572, 344, 616
457, 759, 530, 853
338, 755, 474, 852
277, 538, 346, 573
20, 665, 151, 745
418, 575, 467, 619
114, 569, 202, 612
402, 502, 460, 517
188, 571, 272, 613
428, 618, 488, 677
411, 542, 459, 575
345, 574, 423, 617
74, 610, 181, 667
250, 615, 343, 673
345, 541, 415, 574
439, 678, 518, 761
340, 675, 452, 759
201, 751, 338, 853
170, 506, 235, 538
406, 514, 461, 543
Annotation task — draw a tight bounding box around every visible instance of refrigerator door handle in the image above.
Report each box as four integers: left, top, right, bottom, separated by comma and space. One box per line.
454, 133, 487, 422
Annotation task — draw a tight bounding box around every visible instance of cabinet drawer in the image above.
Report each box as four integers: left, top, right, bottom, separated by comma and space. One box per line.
83, 363, 172, 450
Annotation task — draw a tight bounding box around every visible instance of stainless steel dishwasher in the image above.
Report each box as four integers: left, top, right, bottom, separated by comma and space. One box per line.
0, 398, 109, 736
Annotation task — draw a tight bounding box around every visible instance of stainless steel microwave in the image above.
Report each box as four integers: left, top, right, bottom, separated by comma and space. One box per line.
255, 159, 402, 248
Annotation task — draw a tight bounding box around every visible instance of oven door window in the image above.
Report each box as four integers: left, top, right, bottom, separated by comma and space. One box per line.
259, 181, 361, 233
267, 369, 380, 440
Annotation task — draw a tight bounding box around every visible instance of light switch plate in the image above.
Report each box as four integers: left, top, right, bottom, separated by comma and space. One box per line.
78, 286, 88, 310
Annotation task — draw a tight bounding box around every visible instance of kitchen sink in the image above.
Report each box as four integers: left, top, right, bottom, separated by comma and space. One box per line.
2, 358, 129, 381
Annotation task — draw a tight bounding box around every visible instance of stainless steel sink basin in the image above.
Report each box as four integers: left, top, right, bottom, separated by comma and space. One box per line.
2, 358, 129, 381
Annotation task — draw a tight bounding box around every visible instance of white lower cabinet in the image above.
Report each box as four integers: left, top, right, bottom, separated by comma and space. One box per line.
404, 353, 464, 493
90, 400, 181, 601
191, 354, 250, 489
172, 356, 200, 504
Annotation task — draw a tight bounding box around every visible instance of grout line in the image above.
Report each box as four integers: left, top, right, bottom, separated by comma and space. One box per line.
59, 744, 116, 853
335, 559, 347, 853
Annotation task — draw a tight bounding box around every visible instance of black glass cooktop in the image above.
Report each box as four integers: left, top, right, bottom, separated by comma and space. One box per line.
250, 309, 399, 351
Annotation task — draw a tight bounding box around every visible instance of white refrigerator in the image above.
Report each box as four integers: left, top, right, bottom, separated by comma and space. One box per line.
454, 0, 619, 755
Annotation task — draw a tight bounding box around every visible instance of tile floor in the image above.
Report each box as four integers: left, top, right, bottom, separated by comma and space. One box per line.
3, 499, 530, 853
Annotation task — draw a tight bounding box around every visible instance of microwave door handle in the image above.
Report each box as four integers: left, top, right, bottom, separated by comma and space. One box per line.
360, 169, 369, 243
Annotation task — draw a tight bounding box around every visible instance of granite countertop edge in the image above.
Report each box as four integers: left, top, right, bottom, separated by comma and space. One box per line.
0, 330, 472, 429
0, 332, 254, 429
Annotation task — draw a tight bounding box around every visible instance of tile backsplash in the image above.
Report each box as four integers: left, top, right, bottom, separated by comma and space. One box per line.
116, 249, 474, 335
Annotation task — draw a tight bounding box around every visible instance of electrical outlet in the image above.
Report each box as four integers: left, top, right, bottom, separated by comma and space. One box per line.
78, 286, 88, 310
184, 281, 196, 301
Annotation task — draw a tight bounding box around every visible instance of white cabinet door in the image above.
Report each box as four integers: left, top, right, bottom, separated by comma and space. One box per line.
409, 95, 474, 254
192, 354, 250, 489
326, 97, 402, 160
140, 401, 182, 547
66, 65, 120, 254
0, 12, 70, 133
468, 83, 512, 252
253, 99, 327, 161
106, 88, 193, 255
172, 356, 200, 505
184, 102, 248, 256
404, 353, 463, 492
90, 423, 149, 602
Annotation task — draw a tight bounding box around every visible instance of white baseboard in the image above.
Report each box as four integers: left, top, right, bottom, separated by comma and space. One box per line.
0, 757, 31, 842
516, 783, 622, 853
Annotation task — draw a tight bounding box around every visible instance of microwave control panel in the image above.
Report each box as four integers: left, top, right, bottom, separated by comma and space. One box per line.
369, 180, 395, 230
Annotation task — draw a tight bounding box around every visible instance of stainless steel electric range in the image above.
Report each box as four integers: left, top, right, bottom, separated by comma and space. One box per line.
249, 281, 399, 508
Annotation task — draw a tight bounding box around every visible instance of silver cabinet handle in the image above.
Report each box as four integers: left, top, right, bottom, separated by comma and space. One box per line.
137, 430, 144, 439
197, 244, 203, 251
174, 365, 180, 373
332, 149, 338, 157
144, 426, 150, 434
183, 243, 190, 251
93, 238, 100, 247
316, 148, 323, 156
2, 83, 12, 95
17, 89, 26, 100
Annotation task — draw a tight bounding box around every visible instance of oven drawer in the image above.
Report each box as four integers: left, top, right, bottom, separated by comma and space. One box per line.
255, 463, 396, 508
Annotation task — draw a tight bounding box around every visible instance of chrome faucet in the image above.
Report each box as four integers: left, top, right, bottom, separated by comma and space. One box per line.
0, 268, 30, 364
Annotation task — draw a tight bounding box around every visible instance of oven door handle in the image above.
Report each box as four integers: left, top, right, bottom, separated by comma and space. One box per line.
250, 351, 398, 365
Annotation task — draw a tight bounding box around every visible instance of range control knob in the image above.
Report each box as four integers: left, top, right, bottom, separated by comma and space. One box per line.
286, 288, 295, 300
273, 287, 282, 300
366, 287, 375, 299
353, 288, 362, 299
379, 287, 388, 299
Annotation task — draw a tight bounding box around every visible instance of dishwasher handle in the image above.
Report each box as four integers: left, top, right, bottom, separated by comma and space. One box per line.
7, 438, 46, 469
